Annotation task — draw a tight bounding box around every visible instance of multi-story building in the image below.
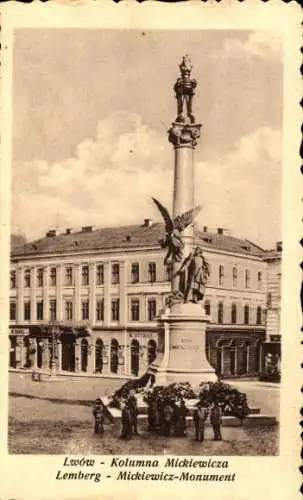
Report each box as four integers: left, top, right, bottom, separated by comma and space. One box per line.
9, 220, 269, 378
259, 242, 282, 376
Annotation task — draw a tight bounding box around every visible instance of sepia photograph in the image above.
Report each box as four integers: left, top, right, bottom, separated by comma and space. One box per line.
8, 27, 282, 457
0, 2, 301, 500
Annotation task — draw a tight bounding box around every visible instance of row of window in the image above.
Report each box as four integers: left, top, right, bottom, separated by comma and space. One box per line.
10, 264, 263, 289
10, 297, 158, 323
204, 301, 264, 325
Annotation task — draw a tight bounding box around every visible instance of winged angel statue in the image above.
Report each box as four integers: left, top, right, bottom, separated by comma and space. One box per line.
152, 197, 201, 265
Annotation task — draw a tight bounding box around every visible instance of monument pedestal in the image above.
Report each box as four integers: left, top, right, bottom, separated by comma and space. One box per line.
149, 302, 217, 387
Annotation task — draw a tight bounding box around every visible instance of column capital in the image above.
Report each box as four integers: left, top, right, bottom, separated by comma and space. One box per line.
168, 122, 201, 148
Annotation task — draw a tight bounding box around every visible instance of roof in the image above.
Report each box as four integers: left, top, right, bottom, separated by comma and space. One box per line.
11, 234, 27, 250
11, 222, 266, 259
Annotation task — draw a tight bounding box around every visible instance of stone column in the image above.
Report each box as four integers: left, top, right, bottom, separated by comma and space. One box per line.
74, 264, 81, 322
75, 340, 81, 373
123, 329, 129, 376
17, 267, 24, 324
30, 267, 36, 323
89, 263, 96, 326
42, 339, 50, 369
149, 57, 216, 386
43, 266, 50, 322
119, 262, 127, 325
57, 341, 62, 372
87, 341, 95, 374
56, 265, 63, 321
140, 293, 145, 322
104, 262, 111, 327
169, 122, 201, 293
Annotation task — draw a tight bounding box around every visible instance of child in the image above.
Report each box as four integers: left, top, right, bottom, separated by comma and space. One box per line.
93, 398, 104, 435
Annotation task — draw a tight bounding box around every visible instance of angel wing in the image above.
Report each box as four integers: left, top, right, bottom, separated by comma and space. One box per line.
152, 198, 174, 233
174, 205, 202, 230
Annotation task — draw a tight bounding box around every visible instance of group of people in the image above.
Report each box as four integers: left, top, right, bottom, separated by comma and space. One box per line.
92, 390, 139, 440
148, 398, 222, 442
92, 393, 223, 442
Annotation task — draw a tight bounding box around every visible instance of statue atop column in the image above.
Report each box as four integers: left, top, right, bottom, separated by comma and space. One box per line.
174, 55, 197, 124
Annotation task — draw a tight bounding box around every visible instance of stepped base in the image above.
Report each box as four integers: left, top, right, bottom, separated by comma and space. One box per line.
105, 407, 277, 428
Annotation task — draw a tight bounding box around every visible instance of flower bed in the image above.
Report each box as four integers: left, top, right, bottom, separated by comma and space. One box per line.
110, 380, 250, 420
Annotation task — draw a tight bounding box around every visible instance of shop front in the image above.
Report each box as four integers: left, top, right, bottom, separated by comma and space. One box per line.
206, 328, 265, 378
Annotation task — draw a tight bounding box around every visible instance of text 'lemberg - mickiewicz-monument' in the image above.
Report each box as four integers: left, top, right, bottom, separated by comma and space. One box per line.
149, 55, 217, 385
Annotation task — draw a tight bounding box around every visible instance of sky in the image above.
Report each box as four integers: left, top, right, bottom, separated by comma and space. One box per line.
12, 29, 282, 249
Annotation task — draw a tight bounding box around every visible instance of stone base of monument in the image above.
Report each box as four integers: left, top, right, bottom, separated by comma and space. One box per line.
148, 302, 217, 386
104, 401, 277, 428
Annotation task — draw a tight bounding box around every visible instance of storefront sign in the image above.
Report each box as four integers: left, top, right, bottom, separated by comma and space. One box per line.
270, 335, 281, 342
129, 332, 156, 339
10, 328, 30, 336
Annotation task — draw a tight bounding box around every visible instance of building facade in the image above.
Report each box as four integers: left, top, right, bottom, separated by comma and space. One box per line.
9, 222, 269, 378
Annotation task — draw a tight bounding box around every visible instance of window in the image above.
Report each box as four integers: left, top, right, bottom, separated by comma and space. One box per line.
147, 340, 157, 365
81, 265, 89, 286
232, 267, 238, 287
10, 302, 16, 321
65, 266, 73, 286
267, 292, 272, 309
245, 269, 250, 288
204, 300, 211, 316
37, 268, 43, 287
81, 299, 89, 320
112, 264, 120, 285
148, 262, 156, 283
96, 264, 104, 285
10, 271, 16, 289
65, 301, 73, 321
166, 263, 173, 281
96, 299, 104, 321
218, 302, 224, 324
24, 301, 31, 321
110, 339, 119, 374
257, 271, 262, 290
36, 301, 44, 320
219, 265, 224, 286
50, 267, 57, 287
131, 263, 139, 283
131, 299, 140, 321
244, 305, 250, 325
256, 306, 262, 325
49, 299, 57, 321
24, 269, 31, 288
111, 298, 120, 321
231, 303, 237, 324
147, 298, 157, 321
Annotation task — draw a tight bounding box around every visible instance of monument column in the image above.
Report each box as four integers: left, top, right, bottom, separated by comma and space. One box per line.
149, 55, 216, 386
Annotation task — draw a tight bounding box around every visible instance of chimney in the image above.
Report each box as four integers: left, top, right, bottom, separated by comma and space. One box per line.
143, 218, 153, 228
65, 228, 78, 235
46, 229, 58, 238
81, 225, 96, 233
276, 241, 282, 252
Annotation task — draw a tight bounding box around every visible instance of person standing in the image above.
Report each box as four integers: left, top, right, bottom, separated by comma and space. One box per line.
120, 400, 133, 440
193, 403, 209, 441
161, 402, 175, 437
175, 400, 188, 437
128, 390, 139, 436
92, 398, 104, 435
210, 402, 222, 441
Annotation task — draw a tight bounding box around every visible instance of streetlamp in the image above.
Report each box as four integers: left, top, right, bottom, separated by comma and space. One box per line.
49, 321, 60, 376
